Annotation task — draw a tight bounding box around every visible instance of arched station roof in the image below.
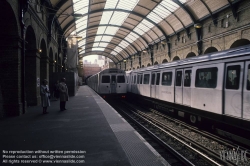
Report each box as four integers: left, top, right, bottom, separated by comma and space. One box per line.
50, 0, 240, 64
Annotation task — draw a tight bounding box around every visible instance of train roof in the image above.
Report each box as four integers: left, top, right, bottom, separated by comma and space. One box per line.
90, 68, 125, 78
132, 44, 250, 73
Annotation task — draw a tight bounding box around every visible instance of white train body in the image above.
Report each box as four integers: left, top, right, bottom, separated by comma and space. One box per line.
126, 45, 250, 121
88, 68, 127, 96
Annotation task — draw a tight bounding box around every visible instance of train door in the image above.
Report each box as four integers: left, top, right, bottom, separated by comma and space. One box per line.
183, 69, 192, 106
224, 62, 244, 118
150, 72, 156, 98
175, 69, 183, 104
110, 75, 117, 93
155, 73, 160, 99
137, 74, 142, 94
243, 61, 250, 119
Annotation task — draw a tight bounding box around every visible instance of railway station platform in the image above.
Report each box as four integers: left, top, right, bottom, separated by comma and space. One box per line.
0, 85, 169, 166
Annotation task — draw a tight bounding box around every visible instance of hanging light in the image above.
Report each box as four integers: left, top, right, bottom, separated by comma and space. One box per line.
194, 23, 202, 28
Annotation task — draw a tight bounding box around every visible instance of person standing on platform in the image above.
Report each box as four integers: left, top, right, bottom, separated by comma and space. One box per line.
58, 78, 69, 111
40, 79, 50, 114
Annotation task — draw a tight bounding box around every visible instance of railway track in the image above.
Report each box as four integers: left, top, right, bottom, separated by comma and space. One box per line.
106, 98, 250, 166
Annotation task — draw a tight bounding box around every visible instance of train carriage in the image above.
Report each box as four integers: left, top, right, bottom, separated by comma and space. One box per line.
127, 45, 250, 137
88, 68, 127, 98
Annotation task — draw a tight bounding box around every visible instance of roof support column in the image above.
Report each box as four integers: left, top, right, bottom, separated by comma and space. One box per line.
149, 45, 154, 65
196, 27, 203, 55
130, 58, 133, 69
138, 51, 142, 68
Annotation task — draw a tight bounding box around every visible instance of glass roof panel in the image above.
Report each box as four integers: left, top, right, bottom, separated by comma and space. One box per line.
92, 48, 105, 51
114, 47, 123, 52
111, 51, 117, 56
93, 0, 139, 52
99, 43, 109, 47
101, 36, 113, 42
112, 0, 187, 57
72, 0, 89, 55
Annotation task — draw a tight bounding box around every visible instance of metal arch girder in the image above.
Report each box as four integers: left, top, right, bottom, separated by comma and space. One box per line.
153, 2, 184, 36
135, 4, 170, 40
81, 50, 119, 63
80, 46, 124, 60
75, 24, 149, 46
79, 41, 131, 58
200, 0, 217, 26
72, 8, 168, 39
80, 33, 140, 52
81, 51, 118, 63
172, 0, 196, 23
172, 0, 202, 54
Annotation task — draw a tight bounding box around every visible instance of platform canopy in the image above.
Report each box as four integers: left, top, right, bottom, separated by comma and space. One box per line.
50, 0, 239, 64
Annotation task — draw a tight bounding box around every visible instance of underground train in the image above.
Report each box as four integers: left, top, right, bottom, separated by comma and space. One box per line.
126, 45, 250, 137
87, 68, 127, 98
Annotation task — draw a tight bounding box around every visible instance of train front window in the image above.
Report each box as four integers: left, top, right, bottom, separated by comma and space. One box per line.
247, 64, 250, 90
195, 67, 218, 88
102, 76, 110, 83
117, 76, 125, 83
162, 72, 172, 86
226, 65, 240, 90
111, 76, 116, 83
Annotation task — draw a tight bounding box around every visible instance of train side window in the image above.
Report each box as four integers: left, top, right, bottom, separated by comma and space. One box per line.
140, 75, 143, 84
102, 76, 110, 83
162, 72, 172, 86
175, 71, 182, 86
156, 73, 160, 85
195, 67, 217, 88
151, 73, 155, 85
226, 65, 240, 90
143, 74, 150, 84
247, 64, 250, 90
117, 76, 125, 83
133, 75, 136, 84
184, 70, 192, 87
137, 75, 140, 84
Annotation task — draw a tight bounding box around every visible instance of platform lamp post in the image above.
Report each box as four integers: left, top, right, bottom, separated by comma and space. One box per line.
194, 23, 203, 55
123, 60, 127, 71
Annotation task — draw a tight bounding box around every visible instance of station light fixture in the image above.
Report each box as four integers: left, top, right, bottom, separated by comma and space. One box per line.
194, 23, 202, 28
37, 49, 42, 53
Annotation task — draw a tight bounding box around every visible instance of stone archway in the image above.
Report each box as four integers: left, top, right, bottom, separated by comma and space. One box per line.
230, 39, 250, 48
25, 26, 40, 106
162, 59, 168, 63
172, 56, 180, 61
186, 52, 196, 58
147, 63, 151, 67
154, 61, 158, 65
40, 39, 48, 81
0, 1, 21, 117
204, 47, 218, 54
137, 66, 139, 69
142, 65, 145, 68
